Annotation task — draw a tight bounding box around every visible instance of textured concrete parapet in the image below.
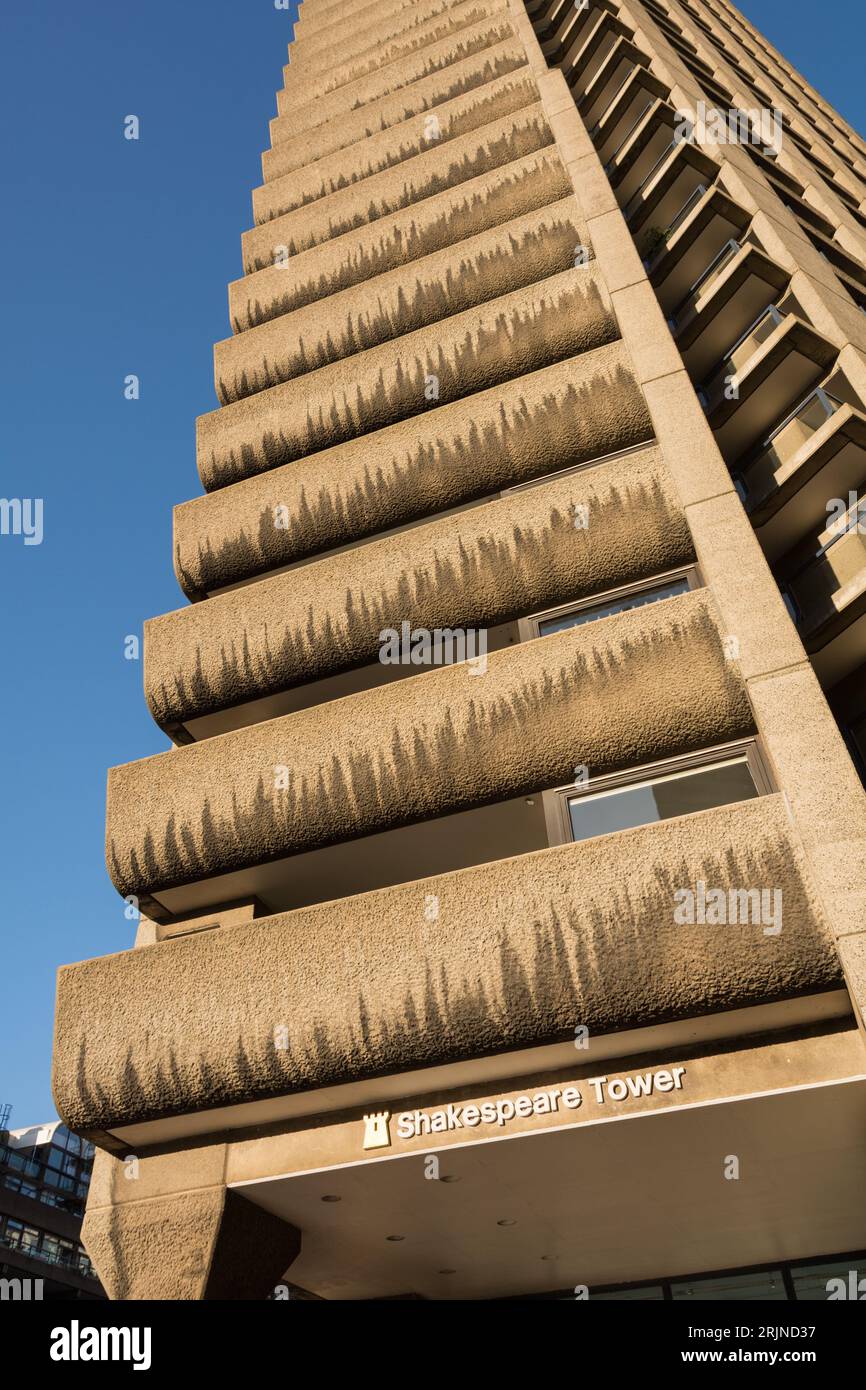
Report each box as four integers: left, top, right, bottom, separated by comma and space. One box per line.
59, 797, 838, 1134
268, 43, 532, 169
283, 0, 508, 95
218, 199, 586, 403
293, 0, 418, 41
175, 344, 652, 597
107, 590, 752, 901
276, 14, 520, 131
247, 110, 555, 268
290, 0, 480, 68
267, 65, 538, 195
149, 448, 692, 731
237, 149, 570, 321
197, 268, 618, 490
254, 100, 552, 226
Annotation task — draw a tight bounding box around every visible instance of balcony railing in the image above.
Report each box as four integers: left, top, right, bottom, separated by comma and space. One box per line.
0, 1228, 94, 1280
670, 238, 741, 329
589, 64, 639, 136
785, 494, 866, 625
701, 304, 784, 407
624, 138, 677, 219
662, 181, 708, 241
603, 98, 654, 170
739, 387, 843, 499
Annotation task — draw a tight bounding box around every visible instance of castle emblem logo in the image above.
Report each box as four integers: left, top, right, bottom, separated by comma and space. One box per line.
363, 1110, 391, 1150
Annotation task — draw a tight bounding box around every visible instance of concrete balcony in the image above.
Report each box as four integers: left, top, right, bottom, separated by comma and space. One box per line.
236, 149, 571, 322
588, 64, 669, 162
106, 589, 752, 923
265, 56, 537, 177
532, 0, 616, 49
605, 101, 677, 209
246, 115, 555, 272
292, 0, 410, 41
196, 268, 619, 491
704, 312, 837, 465
281, 0, 509, 100
293, 0, 415, 42
174, 343, 653, 598
673, 250, 793, 387
287, 0, 500, 81
537, 0, 614, 68
275, 13, 520, 133
255, 93, 552, 225
55, 795, 842, 1145
648, 185, 751, 317
625, 140, 718, 243
576, 38, 652, 131
558, 10, 632, 96
150, 445, 692, 740
217, 199, 586, 404
254, 100, 552, 231
742, 394, 866, 560
785, 497, 866, 685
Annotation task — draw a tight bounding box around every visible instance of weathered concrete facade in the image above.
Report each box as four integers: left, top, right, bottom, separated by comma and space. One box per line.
53, 0, 866, 1300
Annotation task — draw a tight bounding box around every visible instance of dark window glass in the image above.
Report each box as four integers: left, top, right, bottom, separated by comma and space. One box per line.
567, 758, 758, 843
538, 577, 690, 636
46, 1147, 63, 1171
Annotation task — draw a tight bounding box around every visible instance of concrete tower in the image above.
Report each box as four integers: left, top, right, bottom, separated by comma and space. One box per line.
53, 0, 866, 1300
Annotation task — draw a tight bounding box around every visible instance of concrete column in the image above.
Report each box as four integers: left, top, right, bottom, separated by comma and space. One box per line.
82, 1148, 301, 1300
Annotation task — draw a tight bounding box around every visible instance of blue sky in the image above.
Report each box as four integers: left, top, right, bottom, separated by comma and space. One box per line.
1, 0, 864, 1126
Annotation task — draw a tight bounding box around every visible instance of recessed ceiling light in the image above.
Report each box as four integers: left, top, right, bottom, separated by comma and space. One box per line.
386, 1235, 406, 1242
438, 1269, 457, 1275
497, 1219, 517, 1227
525, 798, 535, 806
440, 1175, 460, 1184
320, 1195, 341, 1203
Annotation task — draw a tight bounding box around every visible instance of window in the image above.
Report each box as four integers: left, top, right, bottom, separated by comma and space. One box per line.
20, 1226, 40, 1253
592, 1284, 665, 1300
544, 742, 771, 848
524, 569, 698, 641
790, 1256, 866, 1300
2, 1219, 23, 1248
671, 1269, 786, 1300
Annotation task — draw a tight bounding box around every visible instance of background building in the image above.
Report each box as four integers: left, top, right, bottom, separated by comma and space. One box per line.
0, 1120, 103, 1299
52, 0, 866, 1298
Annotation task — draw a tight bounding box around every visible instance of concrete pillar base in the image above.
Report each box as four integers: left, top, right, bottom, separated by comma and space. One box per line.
83, 1187, 300, 1301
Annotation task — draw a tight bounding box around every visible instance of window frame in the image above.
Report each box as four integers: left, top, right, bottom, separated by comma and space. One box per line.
519, 564, 702, 645
542, 738, 776, 849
